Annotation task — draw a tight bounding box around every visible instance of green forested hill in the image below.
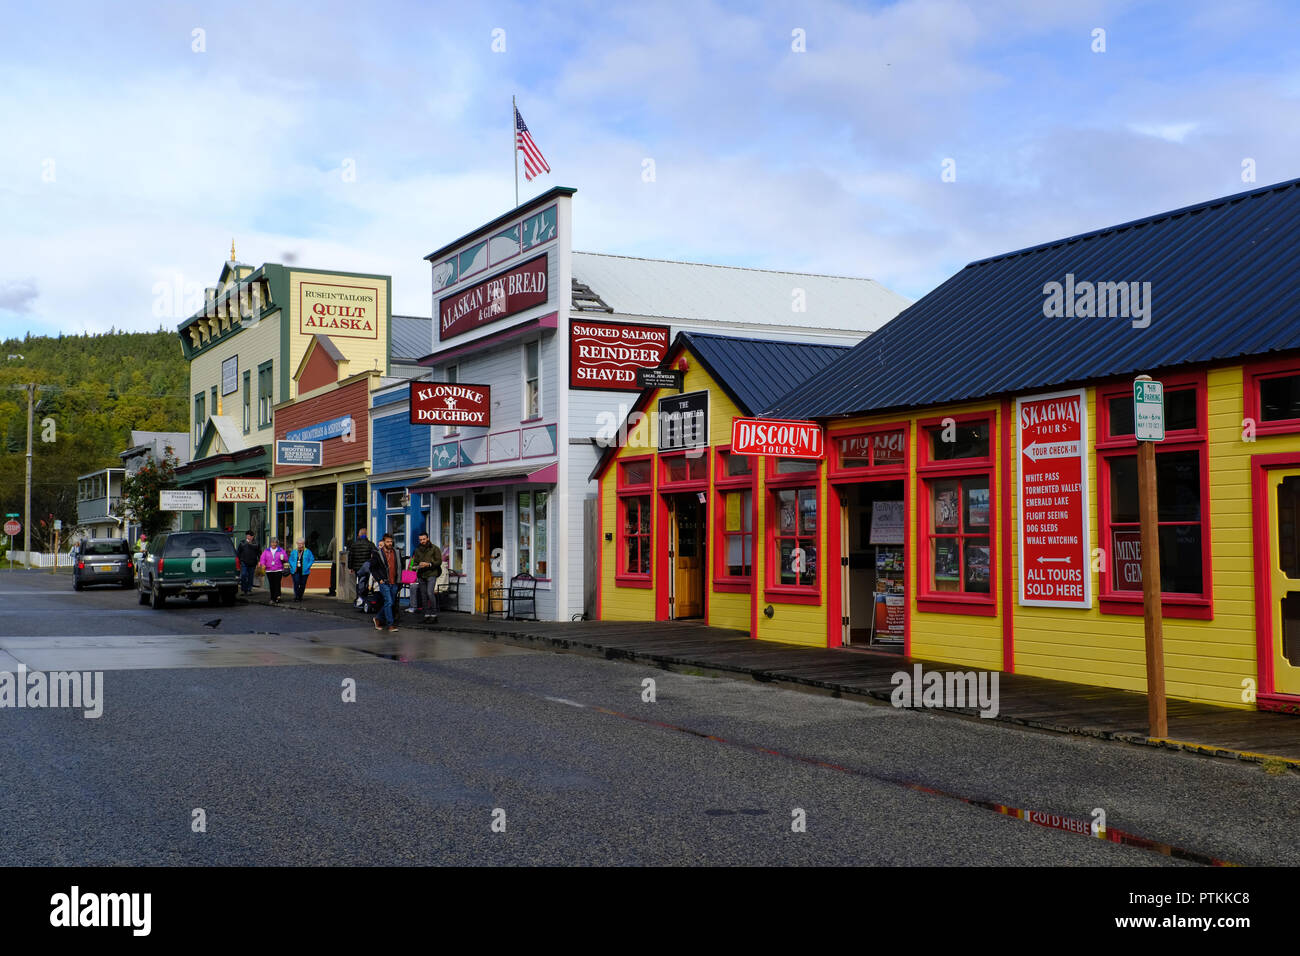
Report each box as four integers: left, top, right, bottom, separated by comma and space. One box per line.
0, 329, 188, 545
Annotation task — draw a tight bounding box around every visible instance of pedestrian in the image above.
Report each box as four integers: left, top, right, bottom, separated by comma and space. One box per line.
347, 528, 372, 609
288, 537, 314, 602
411, 530, 442, 624
368, 532, 402, 633
259, 536, 288, 605
236, 531, 260, 596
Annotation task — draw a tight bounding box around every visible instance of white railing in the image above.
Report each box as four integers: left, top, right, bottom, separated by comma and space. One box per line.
4, 551, 76, 568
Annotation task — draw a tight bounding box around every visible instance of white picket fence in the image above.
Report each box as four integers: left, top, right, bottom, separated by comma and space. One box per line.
4, 551, 75, 568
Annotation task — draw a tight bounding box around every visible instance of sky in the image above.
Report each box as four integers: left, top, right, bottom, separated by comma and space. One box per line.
2, 0, 1299, 337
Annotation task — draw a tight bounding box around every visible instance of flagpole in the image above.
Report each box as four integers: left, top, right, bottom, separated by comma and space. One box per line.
512, 94, 519, 208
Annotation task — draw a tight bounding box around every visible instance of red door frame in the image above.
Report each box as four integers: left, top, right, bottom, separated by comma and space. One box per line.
826, 474, 911, 653
1251, 450, 1300, 713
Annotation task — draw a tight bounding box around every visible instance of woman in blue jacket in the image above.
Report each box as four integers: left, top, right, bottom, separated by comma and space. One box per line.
288, 537, 315, 602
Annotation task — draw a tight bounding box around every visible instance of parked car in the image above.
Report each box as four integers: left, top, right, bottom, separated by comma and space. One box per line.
136, 531, 240, 609
72, 538, 134, 590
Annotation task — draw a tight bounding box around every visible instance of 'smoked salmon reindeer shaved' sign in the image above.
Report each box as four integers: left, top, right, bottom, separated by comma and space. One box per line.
731, 417, 824, 459
409, 382, 491, 427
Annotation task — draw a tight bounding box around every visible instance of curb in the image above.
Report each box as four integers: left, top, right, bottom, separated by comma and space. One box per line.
266, 599, 1300, 773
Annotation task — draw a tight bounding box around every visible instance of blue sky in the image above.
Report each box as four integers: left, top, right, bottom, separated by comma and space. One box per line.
2, 0, 1299, 337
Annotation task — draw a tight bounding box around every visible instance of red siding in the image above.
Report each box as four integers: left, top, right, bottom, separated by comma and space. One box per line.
274, 378, 370, 476
298, 346, 340, 394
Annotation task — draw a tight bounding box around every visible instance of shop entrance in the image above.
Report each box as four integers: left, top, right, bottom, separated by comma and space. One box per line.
1267, 469, 1300, 696
668, 493, 706, 620
839, 480, 905, 650
474, 511, 503, 614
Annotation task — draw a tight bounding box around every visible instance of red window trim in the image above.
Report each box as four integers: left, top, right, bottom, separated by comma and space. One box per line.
615, 453, 655, 587
1095, 441, 1213, 619
764, 465, 822, 603
915, 410, 997, 614
1095, 370, 1207, 449
827, 421, 910, 479
1244, 354, 1300, 437
713, 446, 756, 589
659, 447, 710, 491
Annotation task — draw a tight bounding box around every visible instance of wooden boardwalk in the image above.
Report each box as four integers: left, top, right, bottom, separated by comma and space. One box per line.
425, 614, 1300, 764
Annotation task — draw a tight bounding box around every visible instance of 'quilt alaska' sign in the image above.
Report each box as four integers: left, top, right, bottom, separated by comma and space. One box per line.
298, 281, 380, 340
439, 253, 548, 340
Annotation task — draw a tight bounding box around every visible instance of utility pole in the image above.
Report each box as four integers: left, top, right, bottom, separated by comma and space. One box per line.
24, 383, 35, 568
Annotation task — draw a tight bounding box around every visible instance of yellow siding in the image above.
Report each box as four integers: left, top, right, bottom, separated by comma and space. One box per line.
287, 271, 389, 395
598, 398, 656, 621
190, 312, 281, 438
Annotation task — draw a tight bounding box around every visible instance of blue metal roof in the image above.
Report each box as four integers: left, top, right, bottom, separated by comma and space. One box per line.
767, 177, 1300, 419
681, 331, 849, 416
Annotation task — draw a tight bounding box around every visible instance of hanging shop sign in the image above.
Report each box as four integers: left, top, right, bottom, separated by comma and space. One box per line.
569, 320, 670, 390
1016, 388, 1090, 608
275, 440, 324, 468
286, 415, 353, 443
439, 253, 548, 341
658, 390, 708, 451
409, 381, 491, 427
636, 367, 684, 390
160, 490, 204, 511
731, 417, 824, 459
215, 478, 267, 503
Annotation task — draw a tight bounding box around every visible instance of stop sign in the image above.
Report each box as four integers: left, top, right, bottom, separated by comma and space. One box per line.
4, 520, 20, 536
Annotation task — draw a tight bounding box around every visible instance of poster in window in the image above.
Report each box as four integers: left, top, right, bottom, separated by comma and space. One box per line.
964, 542, 991, 591
869, 500, 904, 544
967, 486, 990, 528
934, 487, 961, 529
933, 539, 959, 582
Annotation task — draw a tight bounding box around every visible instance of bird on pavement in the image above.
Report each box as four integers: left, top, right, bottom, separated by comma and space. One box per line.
203, 619, 221, 629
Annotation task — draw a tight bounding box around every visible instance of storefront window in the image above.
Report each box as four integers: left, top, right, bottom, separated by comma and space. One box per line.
773, 487, 817, 586
722, 489, 753, 576
258, 361, 273, 427
302, 485, 336, 559
440, 496, 465, 573
622, 496, 652, 575
929, 421, 989, 460
1245, 359, 1300, 436
1260, 375, 1300, 422
662, 453, 708, 483
1097, 374, 1210, 615
276, 494, 294, 545
342, 481, 366, 555
719, 451, 752, 478
620, 460, 651, 486
925, 476, 991, 593
517, 490, 549, 577
836, 427, 906, 470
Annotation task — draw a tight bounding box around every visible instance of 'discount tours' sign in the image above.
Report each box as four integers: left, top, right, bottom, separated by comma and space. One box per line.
1016, 388, 1090, 608
731, 417, 824, 459
440, 253, 548, 341
569, 320, 670, 390
409, 382, 491, 427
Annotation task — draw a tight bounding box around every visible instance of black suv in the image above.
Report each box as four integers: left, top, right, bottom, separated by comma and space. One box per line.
72, 538, 134, 590
136, 531, 240, 608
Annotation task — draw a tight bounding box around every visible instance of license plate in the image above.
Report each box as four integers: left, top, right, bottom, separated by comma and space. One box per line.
94, 565, 113, 573
191, 579, 210, 587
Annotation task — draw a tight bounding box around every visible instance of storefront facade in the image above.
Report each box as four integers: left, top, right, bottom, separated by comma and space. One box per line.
756, 177, 1300, 713
412, 186, 909, 621
176, 252, 392, 549
594, 332, 850, 638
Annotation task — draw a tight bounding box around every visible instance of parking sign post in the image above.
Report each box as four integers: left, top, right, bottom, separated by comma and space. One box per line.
1134, 375, 1167, 738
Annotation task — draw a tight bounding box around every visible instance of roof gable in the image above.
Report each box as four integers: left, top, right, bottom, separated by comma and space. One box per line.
768, 176, 1300, 419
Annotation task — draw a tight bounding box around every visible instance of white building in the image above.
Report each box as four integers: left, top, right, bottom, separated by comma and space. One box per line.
375, 186, 909, 621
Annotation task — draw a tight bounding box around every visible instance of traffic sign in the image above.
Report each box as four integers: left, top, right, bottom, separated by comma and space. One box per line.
3, 520, 20, 536
1134, 378, 1164, 441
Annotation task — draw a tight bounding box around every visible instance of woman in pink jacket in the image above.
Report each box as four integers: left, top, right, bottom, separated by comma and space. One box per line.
259, 537, 289, 605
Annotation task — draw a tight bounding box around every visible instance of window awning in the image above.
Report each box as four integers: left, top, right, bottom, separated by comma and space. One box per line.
409, 461, 556, 495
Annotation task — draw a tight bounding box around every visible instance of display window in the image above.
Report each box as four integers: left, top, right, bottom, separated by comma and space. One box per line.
830, 423, 908, 477
1245, 355, 1300, 437
616, 455, 654, 587
713, 448, 755, 590
765, 457, 822, 603
1096, 372, 1212, 618
916, 411, 996, 615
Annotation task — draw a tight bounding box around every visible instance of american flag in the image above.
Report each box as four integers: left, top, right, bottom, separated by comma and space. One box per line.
515, 106, 550, 181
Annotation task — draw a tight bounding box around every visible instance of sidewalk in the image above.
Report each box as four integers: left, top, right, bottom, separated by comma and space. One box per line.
258, 591, 1300, 768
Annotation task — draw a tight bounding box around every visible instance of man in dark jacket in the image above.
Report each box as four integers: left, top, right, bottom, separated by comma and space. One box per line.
347, 529, 372, 609
410, 531, 442, 623
367, 533, 404, 632
236, 531, 261, 596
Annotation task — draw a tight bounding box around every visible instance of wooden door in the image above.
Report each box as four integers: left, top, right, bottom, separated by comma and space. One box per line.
475, 512, 504, 613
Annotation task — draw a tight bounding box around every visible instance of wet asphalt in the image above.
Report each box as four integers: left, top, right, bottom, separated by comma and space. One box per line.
1, 571, 1297, 866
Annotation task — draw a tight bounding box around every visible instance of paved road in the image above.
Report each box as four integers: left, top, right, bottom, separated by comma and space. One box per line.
1, 572, 1296, 865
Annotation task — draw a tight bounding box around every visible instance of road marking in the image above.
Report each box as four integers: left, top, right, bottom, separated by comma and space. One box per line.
542, 696, 586, 708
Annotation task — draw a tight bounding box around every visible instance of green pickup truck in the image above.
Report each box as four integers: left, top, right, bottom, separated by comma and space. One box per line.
137, 531, 240, 609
